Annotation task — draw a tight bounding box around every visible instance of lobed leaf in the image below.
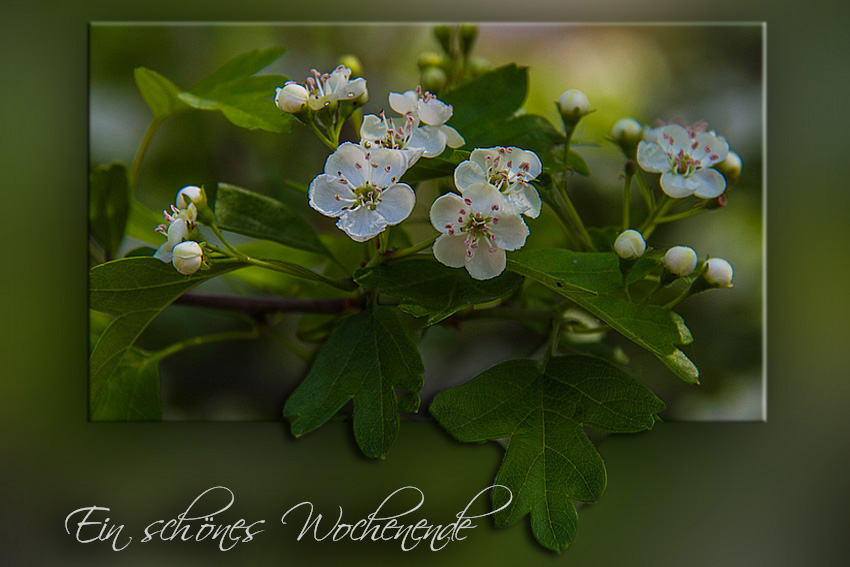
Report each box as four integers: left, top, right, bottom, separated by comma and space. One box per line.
431, 354, 664, 552
354, 257, 524, 325
91, 348, 162, 421
284, 304, 424, 458
134, 67, 191, 119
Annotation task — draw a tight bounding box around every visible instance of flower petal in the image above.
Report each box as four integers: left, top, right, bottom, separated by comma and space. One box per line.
376, 183, 415, 225
388, 91, 417, 115
409, 125, 447, 157
658, 124, 690, 155
508, 148, 542, 180
637, 141, 670, 173
324, 66, 351, 94
466, 246, 506, 280
660, 172, 698, 198
505, 184, 542, 218
326, 142, 367, 186
441, 125, 465, 149
430, 192, 466, 232
309, 174, 355, 217
369, 147, 409, 186
360, 114, 388, 143
490, 213, 529, 250
342, 77, 367, 101
465, 182, 506, 215
433, 233, 468, 268
153, 218, 188, 262
469, 148, 500, 172
454, 160, 485, 191
418, 98, 453, 125
690, 132, 729, 167
691, 168, 727, 199
337, 207, 388, 242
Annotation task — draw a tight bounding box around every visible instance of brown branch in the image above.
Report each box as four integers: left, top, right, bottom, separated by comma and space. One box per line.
173, 292, 354, 316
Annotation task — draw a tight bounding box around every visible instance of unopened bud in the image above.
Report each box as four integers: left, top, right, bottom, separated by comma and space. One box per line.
418, 51, 445, 71
613, 229, 646, 259
433, 25, 454, 54
558, 89, 590, 118
716, 150, 742, 182
176, 185, 205, 209
704, 258, 733, 287
459, 24, 478, 56
171, 241, 203, 275
275, 83, 309, 114
420, 66, 448, 94
663, 246, 698, 277
612, 118, 643, 143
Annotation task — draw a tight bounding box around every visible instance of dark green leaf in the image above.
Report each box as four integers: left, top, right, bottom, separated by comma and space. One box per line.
284, 304, 424, 458
207, 183, 329, 256
91, 348, 162, 421
89, 258, 243, 418
125, 201, 164, 245
442, 64, 528, 141
508, 249, 698, 383
626, 253, 661, 285
89, 163, 130, 259
191, 47, 286, 96
123, 246, 157, 258
134, 67, 190, 119
566, 149, 590, 176
354, 258, 524, 325
430, 354, 664, 552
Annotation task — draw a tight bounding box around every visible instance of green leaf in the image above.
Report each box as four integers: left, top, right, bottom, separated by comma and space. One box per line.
89, 162, 130, 259
134, 67, 190, 119
430, 354, 664, 552
566, 149, 590, 176
91, 348, 162, 421
442, 64, 528, 143
284, 304, 424, 458
125, 201, 165, 245
190, 47, 286, 96
89, 257, 243, 418
354, 258, 524, 325
207, 183, 329, 256
626, 253, 661, 285
508, 249, 698, 383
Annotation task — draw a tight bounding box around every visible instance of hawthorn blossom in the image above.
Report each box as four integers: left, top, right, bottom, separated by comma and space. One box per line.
454, 147, 543, 218
613, 230, 646, 259
387, 88, 464, 157
308, 142, 414, 242
430, 182, 529, 280
276, 65, 368, 114
637, 124, 729, 199
663, 246, 698, 277
153, 202, 197, 263
359, 112, 426, 166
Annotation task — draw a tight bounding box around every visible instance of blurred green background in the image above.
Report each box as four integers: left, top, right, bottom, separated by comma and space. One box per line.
3, 0, 849, 565
89, 23, 763, 422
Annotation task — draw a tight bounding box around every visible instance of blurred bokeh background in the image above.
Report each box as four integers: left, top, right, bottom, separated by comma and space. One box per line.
89, 23, 764, 422
7, 1, 848, 565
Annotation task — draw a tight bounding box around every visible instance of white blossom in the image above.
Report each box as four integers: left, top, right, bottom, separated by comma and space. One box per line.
429, 182, 529, 280
663, 246, 698, 277
359, 112, 426, 166
386, 88, 464, 157
279, 66, 367, 113
176, 185, 204, 209
613, 230, 646, 259
171, 241, 204, 275
637, 124, 729, 199
704, 258, 733, 287
153, 201, 197, 264
308, 142, 414, 242
454, 147, 542, 218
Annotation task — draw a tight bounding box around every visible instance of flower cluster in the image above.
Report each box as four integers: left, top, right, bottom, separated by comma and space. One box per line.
454, 147, 543, 218
153, 186, 206, 275
275, 65, 368, 114
360, 87, 464, 165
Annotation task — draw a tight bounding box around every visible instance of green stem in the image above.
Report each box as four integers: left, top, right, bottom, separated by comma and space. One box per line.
128, 117, 163, 195
554, 182, 596, 251
663, 288, 692, 310
639, 195, 674, 239
544, 319, 564, 364
378, 229, 390, 255
307, 121, 337, 150
540, 191, 581, 250
244, 257, 357, 292
622, 171, 634, 230
634, 169, 655, 211
656, 203, 709, 224
565, 324, 610, 334
209, 224, 249, 261
151, 327, 259, 362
